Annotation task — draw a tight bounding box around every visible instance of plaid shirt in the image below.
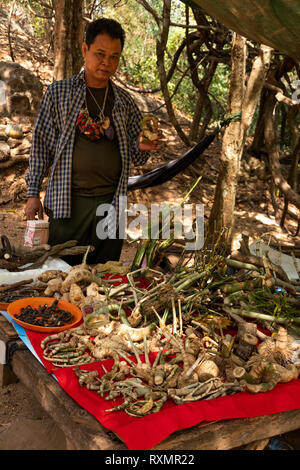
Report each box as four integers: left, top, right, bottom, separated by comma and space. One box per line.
26, 69, 149, 236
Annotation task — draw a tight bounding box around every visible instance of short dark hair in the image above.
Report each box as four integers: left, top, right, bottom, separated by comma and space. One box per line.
85, 18, 125, 50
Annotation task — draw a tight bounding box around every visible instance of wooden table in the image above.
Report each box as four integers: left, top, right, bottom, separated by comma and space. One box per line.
1, 314, 300, 451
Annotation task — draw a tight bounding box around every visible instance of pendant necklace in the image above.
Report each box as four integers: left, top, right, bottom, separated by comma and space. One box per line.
76, 84, 115, 141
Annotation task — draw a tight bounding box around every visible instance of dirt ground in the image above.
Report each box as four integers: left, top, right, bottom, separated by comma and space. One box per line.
1, 6, 300, 451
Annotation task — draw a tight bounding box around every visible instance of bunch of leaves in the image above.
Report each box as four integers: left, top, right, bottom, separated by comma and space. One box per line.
231, 287, 300, 321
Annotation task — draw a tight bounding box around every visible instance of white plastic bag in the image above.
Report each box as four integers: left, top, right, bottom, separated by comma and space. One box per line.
0, 257, 71, 285
249, 241, 300, 281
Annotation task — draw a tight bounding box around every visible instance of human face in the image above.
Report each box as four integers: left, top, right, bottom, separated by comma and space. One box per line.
82, 33, 122, 87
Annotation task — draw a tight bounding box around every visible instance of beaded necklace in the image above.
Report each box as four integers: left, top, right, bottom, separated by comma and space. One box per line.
76, 84, 114, 141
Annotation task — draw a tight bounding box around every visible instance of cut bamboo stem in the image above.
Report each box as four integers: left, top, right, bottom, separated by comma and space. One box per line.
178, 299, 183, 336
171, 297, 177, 335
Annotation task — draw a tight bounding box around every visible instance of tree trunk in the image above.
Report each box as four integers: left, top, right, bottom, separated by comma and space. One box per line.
207, 34, 246, 248
264, 94, 300, 211
251, 87, 267, 156
208, 38, 272, 249
189, 60, 217, 142
53, 0, 84, 81
156, 0, 191, 146
189, 92, 203, 142
252, 57, 295, 156
280, 135, 300, 229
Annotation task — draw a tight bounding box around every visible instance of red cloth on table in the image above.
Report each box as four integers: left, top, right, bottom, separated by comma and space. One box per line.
52, 362, 300, 450
17, 274, 300, 450
25, 326, 300, 450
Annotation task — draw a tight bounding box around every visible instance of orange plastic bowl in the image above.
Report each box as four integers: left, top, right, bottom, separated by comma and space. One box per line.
0, 302, 9, 311
7, 297, 83, 333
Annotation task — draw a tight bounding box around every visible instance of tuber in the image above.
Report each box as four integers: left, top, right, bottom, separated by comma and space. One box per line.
61, 268, 93, 293
38, 270, 67, 283
44, 278, 63, 296
69, 283, 85, 306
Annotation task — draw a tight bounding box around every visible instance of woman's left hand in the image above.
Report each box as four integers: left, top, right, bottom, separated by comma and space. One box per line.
138, 132, 162, 151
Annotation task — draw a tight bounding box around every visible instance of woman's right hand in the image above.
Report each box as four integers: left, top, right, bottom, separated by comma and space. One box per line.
25, 197, 44, 220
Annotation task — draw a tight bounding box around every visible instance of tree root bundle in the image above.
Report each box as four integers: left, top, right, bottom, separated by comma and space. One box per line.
0, 236, 95, 271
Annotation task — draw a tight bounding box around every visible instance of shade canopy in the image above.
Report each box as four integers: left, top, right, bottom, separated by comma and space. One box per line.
183, 0, 300, 61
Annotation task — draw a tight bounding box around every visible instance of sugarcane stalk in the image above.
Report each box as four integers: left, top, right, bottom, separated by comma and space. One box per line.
226, 258, 260, 272
228, 307, 300, 325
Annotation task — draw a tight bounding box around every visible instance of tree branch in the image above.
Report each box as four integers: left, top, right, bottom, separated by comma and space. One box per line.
36, 0, 54, 10
8, 0, 16, 62
136, 0, 161, 29
264, 94, 300, 210
115, 74, 161, 94
265, 82, 300, 107
27, 2, 54, 19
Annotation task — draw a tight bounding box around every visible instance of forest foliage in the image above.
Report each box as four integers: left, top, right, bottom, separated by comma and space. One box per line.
2, 0, 299, 144
1, 0, 300, 243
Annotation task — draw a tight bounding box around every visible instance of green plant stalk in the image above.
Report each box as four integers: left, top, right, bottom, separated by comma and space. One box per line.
130, 240, 150, 272
145, 239, 159, 267
157, 232, 175, 253
221, 278, 263, 294
238, 288, 300, 318
168, 268, 190, 284
174, 271, 207, 292
203, 276, 235, 291
231, 308, 300, 325
82, 245, 91, 264
108, 283, 130, 297
132, 176, 203, 270
225, 258, 260, 272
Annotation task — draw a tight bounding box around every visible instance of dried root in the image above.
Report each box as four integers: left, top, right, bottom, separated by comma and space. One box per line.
69, 283, 85, 306
39, 291, 300, 417
37, 270, 67, 283
44, 278, 64, 297
255, 327, 297, 366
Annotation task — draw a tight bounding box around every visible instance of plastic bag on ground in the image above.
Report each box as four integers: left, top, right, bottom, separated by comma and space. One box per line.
0, 257, 72, 285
